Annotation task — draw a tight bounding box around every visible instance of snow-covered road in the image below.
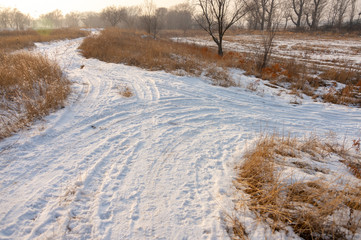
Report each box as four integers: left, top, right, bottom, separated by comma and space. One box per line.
0, 38, 360, 239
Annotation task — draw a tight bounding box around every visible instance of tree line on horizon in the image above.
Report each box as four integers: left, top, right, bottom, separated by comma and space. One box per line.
0, 0, 360, 33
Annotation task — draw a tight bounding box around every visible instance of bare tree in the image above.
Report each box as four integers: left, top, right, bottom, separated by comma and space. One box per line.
167, 3, 194, 33
81, 12, 105, 28
257, 7, 282, 71
276, 0, 293, 30
0, 8, 11, 29
40, 10, 63, 28
243, 0, 276, 30
327, 0, 337, 26
257, 24, 277, 70
305, 0, 327, 30
141, 0, 158, 37
11, 9, 31, 30
195, 0, 248, 56
335, 0, 351, 29
65, 12, 81, 28
245, 1, 260, 29
266, 0, 276, 29
124, 6, 142, 29
349, 0, 357, 27
178, 2, 194, 33
245, 0, 266, 30
156, 7, 168, 32
0, 8, 31, 30
290, 0, 308, 29
327, 0, 351, 28
101, 6, 126, 27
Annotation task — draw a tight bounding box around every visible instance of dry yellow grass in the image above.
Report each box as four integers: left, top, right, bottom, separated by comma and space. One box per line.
0, 52, 70, 139
0, 28, 89, 52
79, 28, 361, 106
118, 85, 134, 98
223, 30, 361, 107
79, 28, 236, 87
247, 57, 361, 106
0, 28, 86, 139
231, 134, 361, 240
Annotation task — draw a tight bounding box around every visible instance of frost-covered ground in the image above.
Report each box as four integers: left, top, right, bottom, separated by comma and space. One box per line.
0, 38, 360, 239
173, 34, 361, 69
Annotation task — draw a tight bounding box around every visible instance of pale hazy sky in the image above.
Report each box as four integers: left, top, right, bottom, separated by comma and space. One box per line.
0, 0, 187, 18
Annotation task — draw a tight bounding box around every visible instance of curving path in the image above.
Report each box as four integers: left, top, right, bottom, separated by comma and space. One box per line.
0, 38, 360, 240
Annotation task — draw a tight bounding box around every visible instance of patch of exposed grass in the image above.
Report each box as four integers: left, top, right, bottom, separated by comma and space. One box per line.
0, 52, 70, 139
231, 134, 361, 240
118, 85, 134, 98
0, 28, 89, 52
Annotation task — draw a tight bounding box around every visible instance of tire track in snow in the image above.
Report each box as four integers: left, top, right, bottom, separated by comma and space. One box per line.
1, 38, 360, 240
93, 87, 251, 239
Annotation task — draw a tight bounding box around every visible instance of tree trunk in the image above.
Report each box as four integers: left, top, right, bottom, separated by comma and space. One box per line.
261, 8, 265, 30
217, 43, 223, 56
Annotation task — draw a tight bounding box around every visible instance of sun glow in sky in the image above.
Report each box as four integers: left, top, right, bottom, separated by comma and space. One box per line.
0, 0, 186, 18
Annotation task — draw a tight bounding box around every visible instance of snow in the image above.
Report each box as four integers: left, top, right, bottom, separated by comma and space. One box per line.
173, 34, 361, 68
0, 37, 360, 239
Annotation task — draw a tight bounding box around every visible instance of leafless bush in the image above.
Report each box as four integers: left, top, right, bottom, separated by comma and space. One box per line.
256, 27, 277, 71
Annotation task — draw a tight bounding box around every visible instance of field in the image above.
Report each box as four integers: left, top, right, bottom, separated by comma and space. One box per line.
174, 30, 361, 106
0, 29, 360, 239
181, 31, 361, 70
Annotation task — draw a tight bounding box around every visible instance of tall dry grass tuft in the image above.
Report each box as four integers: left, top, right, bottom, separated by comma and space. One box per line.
79, 28, 236, 87
0, 28, 89, 52
235, 135, 293, 232
0, 52, 70, 139
232, 134, 361, 240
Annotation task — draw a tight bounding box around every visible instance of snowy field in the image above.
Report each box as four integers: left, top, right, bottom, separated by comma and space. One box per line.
173, 33, 361, 70
0, 37, 361, 239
